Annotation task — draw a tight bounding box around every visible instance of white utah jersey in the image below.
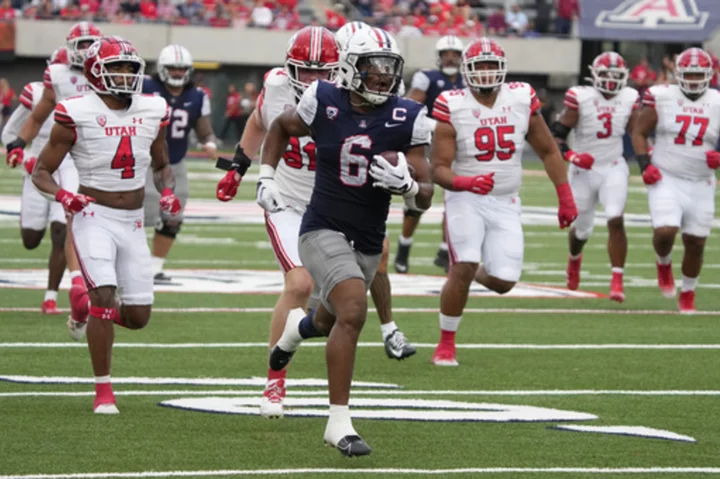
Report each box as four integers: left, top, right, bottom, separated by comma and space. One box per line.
19, 82, 54, 159
434, 82, 540, 196
44, 63, 92, 102
564, 86, 638, 171
644, 84, 720, 181
56, 93, 169, 192
259, 67, 315, 209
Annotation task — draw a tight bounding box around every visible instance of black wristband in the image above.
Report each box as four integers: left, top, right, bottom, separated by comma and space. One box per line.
551, 121, 571, 141
8, 138, 26, 151
636, 154, 651, 173
232, 145, 252, 177
558, 142, 570, 156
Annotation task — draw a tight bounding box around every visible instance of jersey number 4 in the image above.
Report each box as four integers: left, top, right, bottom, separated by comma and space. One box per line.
111, 136, 135, 179
674, 115, 709, 146
475, 126, 516, 161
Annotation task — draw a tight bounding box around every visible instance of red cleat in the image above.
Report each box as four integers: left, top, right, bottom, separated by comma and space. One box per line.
566, 254, 582, 290
69, 283, 89, 323
678, 291, 696, 315
656, 263, 676, 298
431, 342, 458, 367
94, 383, 119, 414
41, 299, 62, 315
609, 272, 625, 303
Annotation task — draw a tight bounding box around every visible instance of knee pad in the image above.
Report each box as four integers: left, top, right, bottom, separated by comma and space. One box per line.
90, 306, 120, 324
155, 219, 182, 239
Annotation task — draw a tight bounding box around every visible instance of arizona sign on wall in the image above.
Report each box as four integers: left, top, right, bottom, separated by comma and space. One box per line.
579, 0, 720, 42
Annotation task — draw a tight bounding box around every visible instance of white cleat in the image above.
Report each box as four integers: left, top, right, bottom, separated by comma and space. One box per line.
259, 378, 285, 419
67, 316, 87, 342
94, 403, 120, 415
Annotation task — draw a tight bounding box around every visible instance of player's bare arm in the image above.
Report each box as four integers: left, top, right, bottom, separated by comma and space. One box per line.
625, 108, 640, 136
429, 120, 458, 190
194, 115, 218, 160
261, 108, 310, 168
32, 122, 74, 198
528, 112, 569, 187
404, 145, 434, 210
407, 89, 426, 104
151, 125, 175, 193
19, 86, 57, 144
630, 105, 657, 158
238, 109, 267, 161
551, 104, 579, 152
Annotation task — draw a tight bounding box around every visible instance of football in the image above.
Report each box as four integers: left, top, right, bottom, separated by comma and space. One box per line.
378, 151, 416, 179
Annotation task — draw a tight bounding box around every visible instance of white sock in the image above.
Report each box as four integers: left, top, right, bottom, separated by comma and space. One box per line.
439, 242, 448, 252
151, 256, 166, 276
70, 270, 83, 280
276, 308, 305, 352
656, 254, 672, 265
439, 313, 461, 332
324, 404, 357, 444
398, 235, 413, 246
44, 290, 58, 302
95, 375, 111, 384
570, 253, 582, 261
380, 321, 398, 340
611, 267, 624, 275
681, 275, 698, 292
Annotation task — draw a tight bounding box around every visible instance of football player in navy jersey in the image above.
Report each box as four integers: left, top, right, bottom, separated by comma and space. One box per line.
143, 44, 217, 283
260, 28, 434, 456
394, 35, 465, 274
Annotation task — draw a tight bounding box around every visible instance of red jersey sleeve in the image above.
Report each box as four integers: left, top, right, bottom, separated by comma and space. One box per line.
563, 88, 579, 110
19, 83, 33, 109
54, 103, 75, 127
43, 66, 53, 91
529, 86, 541, 114
432, 93, 451, 123
160, 104, 170, 127
642, 89, 655, 108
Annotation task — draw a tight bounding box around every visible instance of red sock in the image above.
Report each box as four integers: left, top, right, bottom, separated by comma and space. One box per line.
71, 275, 86, 288
268, 368, 286, 381
440, 329, 456, 345
94, 382, 115, 401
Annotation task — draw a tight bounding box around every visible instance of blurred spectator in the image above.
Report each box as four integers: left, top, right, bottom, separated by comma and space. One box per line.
97, 0, 121, 21
555, 0, 579, 36
139, 0, 156, 20
534, 0, 551, 34
506, 2, 528, 36
423, 15, 441, 35
177, 0, 201, 21
34, 0, 56, 18
119, 0, 141, 21
396, 15, 423, 37
537, 88, 556, 125
0, 78, 14, 129
239, 80, 257, 132
487, 6, 506, 35
524, 19, 540, 37
630, 57, 656, 98
196, 77, 212, 99
325, 3, 346, 30
155, 0, 176, 22
658, 54, 677, 85
220, 83, 242, 143
209, 1, 231, 26
0, 0, 16, 19
79, 0, 100, 14
250, 0, 272, 27
711, 53, 720, 89
60, 1, 83, 20
272, 4, 300, 30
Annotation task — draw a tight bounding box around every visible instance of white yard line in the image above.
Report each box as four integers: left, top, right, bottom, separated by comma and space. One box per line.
2, 342, 720, 350
2, 467, 720, 478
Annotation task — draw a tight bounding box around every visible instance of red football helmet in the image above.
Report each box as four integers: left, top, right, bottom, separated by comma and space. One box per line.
285, 26, 339, 101
66, 22, 102, 69
48, 47, 69, 66
84, 37, 146, 98
589, 52, 628, 95
461, 37, 507, 91
676, 47, 713, 95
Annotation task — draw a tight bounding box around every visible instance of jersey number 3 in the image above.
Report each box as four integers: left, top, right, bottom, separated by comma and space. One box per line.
111, 136, 135, 179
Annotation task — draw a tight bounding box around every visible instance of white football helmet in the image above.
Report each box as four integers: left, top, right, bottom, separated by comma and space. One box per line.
435, 35, 464, 76
157, 45, 194, 88
335, 21, 370, 51
338, 27, 404, 105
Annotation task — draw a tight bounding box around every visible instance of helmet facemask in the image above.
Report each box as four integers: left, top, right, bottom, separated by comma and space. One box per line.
286, 60, 337, 102
68, 38, 98, 69
462, 57, 506, 93
345, 52, 404, 105
92, 58, 146, 100
159, 64, 193, 88
677, 69, 712, 96
591, 66, 628, 95
438, 49, 462, 76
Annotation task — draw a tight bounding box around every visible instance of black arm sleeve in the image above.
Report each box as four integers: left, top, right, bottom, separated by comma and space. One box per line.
232, 145, 253, 177
636, 153, 651, 173
551, 121, 571, 141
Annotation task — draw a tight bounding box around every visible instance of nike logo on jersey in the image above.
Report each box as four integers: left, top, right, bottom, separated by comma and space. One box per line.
385, 122, 403, 128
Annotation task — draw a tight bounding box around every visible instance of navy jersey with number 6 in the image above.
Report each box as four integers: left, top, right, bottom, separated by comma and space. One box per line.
143, 76, 210, 164
296, 80, 432, 254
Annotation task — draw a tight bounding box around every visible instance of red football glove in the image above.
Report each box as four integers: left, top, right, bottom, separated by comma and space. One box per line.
216, 170, 241, 202
706, 150, 720, 170
642, 164, 662, 185
23, 157, 37, 176
159, 188, 181, 215
452, 173, 495, 195
55, 189, 95, 215
6, 146, 23, 168
564, 150, 594, 170
556, 183, 578, 229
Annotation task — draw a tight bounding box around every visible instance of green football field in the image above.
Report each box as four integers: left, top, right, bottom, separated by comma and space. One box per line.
0, 158, 719, 478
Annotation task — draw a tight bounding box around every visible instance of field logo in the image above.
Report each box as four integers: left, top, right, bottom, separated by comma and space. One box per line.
595, 0, 709, 30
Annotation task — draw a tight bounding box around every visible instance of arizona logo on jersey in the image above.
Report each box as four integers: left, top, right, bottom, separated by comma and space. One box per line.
595, 0, 709, 30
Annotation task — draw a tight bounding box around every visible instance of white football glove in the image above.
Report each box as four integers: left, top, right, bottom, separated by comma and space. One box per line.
369, 152, 418, 196
256, 177, 286, 212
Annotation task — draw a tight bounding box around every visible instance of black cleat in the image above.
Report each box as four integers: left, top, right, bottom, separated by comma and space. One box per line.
434, 248, 450, 273
269, 345, 295, 372
328, 435, 372, 457
154, 272, 172, 284
384, 330, 416, 360
394, 242, 411, 274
